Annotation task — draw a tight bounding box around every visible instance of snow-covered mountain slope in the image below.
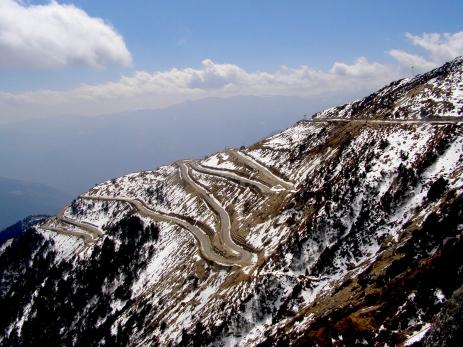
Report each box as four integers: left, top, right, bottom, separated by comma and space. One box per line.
1, 57, 463, 347
316, 56, 463, 120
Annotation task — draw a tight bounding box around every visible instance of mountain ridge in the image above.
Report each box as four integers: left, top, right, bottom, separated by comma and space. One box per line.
315, 56, 463, 120
1, 57, 462, 346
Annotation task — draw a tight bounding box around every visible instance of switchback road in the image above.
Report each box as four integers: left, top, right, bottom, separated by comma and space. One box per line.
80, 194, 252, 267
190, 161, 273, 194
226, 149, 295, 191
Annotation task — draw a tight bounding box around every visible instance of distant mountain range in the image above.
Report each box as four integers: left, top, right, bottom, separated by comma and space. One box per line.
0, 177, 70, 230
0, 95, 329, 195
0, 215, 49, 247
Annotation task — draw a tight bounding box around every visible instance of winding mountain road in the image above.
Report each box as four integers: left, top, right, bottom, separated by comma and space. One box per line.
226, 149, 295, 191
40, 206, 101, 250
57, 207, 103, 238
40, 116, 463, 266
190, 161, 273, 194
79, 194, 252, 267
42, 142, 301, 267
177, 161, 254, 265
42, 224, 95, 245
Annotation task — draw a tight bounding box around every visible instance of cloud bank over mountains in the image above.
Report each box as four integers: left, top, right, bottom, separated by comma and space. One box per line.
0, 2, 462, 120
0, 57, 397, 119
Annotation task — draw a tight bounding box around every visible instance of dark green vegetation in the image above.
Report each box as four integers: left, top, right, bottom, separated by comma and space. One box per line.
0, 215, 160, 346
265, 190, 463, 346
0, 215, 49, 246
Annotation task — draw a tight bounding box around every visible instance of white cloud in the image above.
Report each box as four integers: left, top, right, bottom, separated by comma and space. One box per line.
0, 57, 398, 119
0, 0, 132, 68
388, 31, 463, 72
1, 30, 462, 121
330, 57, 390, 78
388, 49, 436, 72
406, 32, 463, 62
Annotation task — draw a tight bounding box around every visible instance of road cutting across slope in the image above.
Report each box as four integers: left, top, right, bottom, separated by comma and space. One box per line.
309, 117, 463, 124
57, 206, 103, 238
177, 161, 254, 265
40, 143, 302, 267
40, 216, 96, 254
190, 161, 273, 194
79, 194, 253, 267
226, 149, 296, 191
40, 206, 101, 250
41, 224, 95, 245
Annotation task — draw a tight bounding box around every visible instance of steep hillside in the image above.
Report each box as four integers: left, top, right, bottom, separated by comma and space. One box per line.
1, 58, 462, 346
316, 56, 463, 120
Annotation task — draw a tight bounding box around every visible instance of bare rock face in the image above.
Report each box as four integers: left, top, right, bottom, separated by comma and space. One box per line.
1, 57, 463, 346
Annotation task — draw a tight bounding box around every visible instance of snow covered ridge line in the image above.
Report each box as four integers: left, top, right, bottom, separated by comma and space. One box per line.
314, 55, 463, 120
309, 118, 463, 123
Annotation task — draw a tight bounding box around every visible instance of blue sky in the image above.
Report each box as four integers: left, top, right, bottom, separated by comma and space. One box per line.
33, 1, 463, 68
0, 0, 462, 118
